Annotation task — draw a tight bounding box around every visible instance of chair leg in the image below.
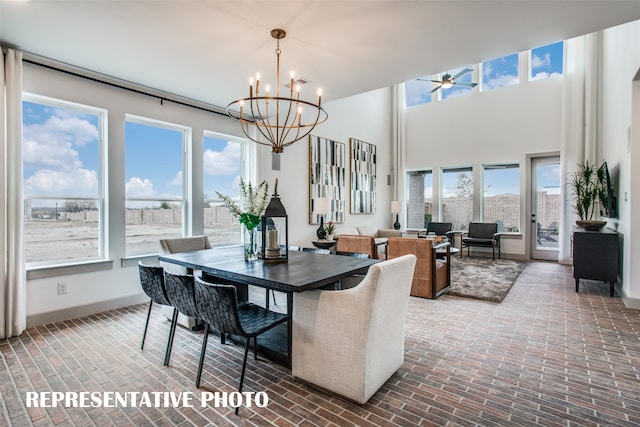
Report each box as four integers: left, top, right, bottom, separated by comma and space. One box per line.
236, 339, 251, 415
164, 308, 179, 366
196, 324, 210, 388
254, 337, 258, 360
141, 300, 153, 350
271, 290, 277, 306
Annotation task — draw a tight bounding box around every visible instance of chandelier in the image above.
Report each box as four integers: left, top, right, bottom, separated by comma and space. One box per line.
226, 29, 328, 153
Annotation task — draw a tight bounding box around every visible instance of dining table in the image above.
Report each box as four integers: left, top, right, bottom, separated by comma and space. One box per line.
158, 246, 378, 367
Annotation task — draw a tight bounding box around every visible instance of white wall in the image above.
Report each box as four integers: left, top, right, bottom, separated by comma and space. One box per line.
405, 72, 563, 257
600, 20, 640, 304
260, 87, 394, 248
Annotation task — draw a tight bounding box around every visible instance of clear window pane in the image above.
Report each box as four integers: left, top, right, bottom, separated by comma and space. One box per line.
23, 99, 104, 264
203, 133, 243, 246
125, 201, 183, 256
125, 118, 185, 256
483, 165, 520, 232
482, 53, 519, 91
24, 198, 101, 263
530, 41, 564, 80
406, 171, 433, 229
442, 167, 473, 230
405, 78, 432, 107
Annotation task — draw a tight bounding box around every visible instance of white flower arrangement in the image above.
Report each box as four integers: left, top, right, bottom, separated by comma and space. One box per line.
216, 178, 269, 230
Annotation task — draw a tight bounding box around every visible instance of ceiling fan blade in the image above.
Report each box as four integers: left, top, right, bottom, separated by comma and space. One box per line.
416, 78, 445, 84
430, 85, 442, 94
452, 68, 473, 79
454, 82, 478, 88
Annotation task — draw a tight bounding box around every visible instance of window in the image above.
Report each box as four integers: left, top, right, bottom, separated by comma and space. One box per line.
441, 167, 473, 230
405, 170, 433, 229
530, 41, 564, 80
440, 66, 475, 100
23, 95, 106, 265
481, 53, 519, 91
125, 116, 188, 257
404, 77, 432, 107
203, 132, 245, 246
483, 164, 520, 232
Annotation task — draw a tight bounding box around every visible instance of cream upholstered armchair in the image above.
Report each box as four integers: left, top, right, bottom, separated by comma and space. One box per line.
292, 254, 417, 404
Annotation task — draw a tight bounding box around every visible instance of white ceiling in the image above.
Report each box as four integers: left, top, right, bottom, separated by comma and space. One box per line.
2, 1, 640, 110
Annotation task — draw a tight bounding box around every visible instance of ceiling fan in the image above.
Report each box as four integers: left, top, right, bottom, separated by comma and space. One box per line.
418, 68, 478, 93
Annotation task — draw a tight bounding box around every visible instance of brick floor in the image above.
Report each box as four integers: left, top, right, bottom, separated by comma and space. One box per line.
1, 261, 640, 426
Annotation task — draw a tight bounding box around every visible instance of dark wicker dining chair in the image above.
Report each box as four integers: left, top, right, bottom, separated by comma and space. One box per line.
302, 247, 331, 254
335, 251, 371, 258
194, 276, 289, 415
138, 262, 173, 352
163, 270, 200, 366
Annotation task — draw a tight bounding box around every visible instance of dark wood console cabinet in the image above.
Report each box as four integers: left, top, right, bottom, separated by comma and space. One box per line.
572, 227, 619, 297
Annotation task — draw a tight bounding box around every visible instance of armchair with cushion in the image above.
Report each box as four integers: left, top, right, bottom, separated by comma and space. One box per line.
335, 235, 379, 259
461, 222, 501, 260
334, 226, 402, 258
387, 237, 450, 299
292, 254, 417, 404
418, 222, 454, 239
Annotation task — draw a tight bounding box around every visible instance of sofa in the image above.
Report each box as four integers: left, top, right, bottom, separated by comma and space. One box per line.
387, 237, 450, 299
334, 226, 402, 258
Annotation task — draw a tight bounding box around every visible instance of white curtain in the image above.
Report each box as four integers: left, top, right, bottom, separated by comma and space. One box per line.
558, 33, 600, 264
1, 48, 26, 339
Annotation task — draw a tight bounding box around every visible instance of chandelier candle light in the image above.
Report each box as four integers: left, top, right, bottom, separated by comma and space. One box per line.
226, 29, 328, 153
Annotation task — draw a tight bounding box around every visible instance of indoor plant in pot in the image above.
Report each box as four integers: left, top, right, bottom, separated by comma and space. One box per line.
568, 160, 608, 231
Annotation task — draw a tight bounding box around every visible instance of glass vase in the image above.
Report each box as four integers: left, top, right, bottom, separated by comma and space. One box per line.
243, 225, 258, 262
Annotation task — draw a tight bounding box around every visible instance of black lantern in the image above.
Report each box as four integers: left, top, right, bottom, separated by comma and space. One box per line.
260, 180, 288, 263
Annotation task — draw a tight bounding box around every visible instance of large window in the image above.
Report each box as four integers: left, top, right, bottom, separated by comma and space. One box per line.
483, 164, 520, 232
405, 170, 433, 229
203, 132, 244, 246
125, 116, 188, 257
23, 95, 106, 265
530, 41, 564, 80
441, 167, 473, 230
481, 53, 519, 91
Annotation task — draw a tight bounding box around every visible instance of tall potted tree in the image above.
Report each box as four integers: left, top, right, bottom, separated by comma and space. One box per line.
568, 160, 608, 231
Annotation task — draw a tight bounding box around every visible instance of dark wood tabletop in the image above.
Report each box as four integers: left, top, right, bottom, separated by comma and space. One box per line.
158, 246, 378, 293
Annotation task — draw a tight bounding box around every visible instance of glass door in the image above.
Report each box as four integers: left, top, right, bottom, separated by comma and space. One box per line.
531, 156, 560, 261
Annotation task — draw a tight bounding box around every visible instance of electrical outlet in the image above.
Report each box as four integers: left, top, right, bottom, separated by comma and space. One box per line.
57, 282, 67, 295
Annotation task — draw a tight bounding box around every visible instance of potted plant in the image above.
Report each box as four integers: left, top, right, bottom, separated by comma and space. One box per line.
568, 160, 608, 231
325, 221, 336, 240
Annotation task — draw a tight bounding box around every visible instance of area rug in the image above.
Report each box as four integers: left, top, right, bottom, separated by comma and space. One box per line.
448, 256, 527, 302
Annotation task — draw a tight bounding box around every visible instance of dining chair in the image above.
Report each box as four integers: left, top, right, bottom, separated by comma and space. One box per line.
194, 276, 289, 415
163, 270, 200, 366
138, 262, 173, 352
287, 245, 301, 251
302, 247, 331, 254
292, 254, 417, 404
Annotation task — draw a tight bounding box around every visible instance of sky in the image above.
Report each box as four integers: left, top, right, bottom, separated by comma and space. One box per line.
23, 101, 243, 206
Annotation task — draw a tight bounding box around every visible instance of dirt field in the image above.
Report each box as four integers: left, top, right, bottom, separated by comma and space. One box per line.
24, 220, 240, 263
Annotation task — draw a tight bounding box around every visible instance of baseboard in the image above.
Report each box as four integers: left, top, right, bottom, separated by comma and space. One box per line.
26, 293, 148, 328
619, 286, 640, 309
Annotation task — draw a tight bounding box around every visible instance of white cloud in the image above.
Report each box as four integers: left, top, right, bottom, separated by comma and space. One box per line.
23, 138, 82, 170
532, 71, 561, 81
169, 171, 182, 186
483, 63, 493, 77
126, 177, 155, 197
424, 186, 433, 199
484, 73, 518, 90
25, 168, 97, 196
23, 109, 100, 196
204, 141, 241, 176
531, 52, 551, 69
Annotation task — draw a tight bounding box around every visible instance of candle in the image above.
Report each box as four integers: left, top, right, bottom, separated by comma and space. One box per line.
267, 229, 279, 250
